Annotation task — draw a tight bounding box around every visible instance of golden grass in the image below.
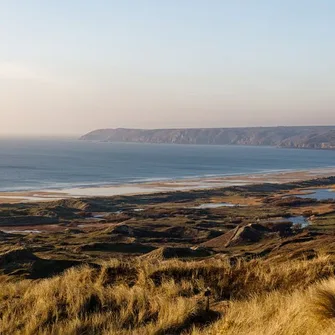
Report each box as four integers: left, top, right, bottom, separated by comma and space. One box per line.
191, 278, 335, 335
1, 255, 335, 334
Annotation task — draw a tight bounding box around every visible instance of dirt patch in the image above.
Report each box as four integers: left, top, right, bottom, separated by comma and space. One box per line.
201, 224, 268, 249
141, 246, 213, 260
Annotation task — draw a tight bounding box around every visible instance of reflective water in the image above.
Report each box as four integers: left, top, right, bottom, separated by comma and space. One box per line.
193, 203, 237, 209
1, 138, 335, 192
269, 216, 310, 228
298, 189, 335, 200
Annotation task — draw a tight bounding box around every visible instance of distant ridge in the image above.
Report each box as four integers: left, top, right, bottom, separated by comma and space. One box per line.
80, 126, 335, 150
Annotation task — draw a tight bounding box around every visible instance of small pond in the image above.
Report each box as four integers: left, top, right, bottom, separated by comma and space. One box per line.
92, 211, 122, 218
269, 216, 310, 228
287, 216, 310, 228
193, 203, 237, 209
294, 189, 335, 201
3, 229, 42, 234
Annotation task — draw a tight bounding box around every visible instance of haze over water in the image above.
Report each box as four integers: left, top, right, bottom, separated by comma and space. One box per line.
0, 138, 334, 192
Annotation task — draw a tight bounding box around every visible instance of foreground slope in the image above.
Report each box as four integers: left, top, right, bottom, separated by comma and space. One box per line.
1, 256, 335, 334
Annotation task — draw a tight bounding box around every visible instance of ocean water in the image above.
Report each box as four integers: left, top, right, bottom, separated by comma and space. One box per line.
0, 138, 334, 192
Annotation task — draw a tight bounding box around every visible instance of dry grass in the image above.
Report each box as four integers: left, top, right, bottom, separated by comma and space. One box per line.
1, 255, 335, 334
0, 261, 201, 335
191, 278, 335, 335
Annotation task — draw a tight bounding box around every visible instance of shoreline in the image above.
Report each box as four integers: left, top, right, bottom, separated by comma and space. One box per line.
0, 167, 335, 204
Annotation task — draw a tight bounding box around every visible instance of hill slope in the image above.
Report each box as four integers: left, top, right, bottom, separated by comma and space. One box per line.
80, 126, 335, 149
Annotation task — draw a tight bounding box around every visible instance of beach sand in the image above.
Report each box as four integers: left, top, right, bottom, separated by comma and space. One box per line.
0, 167, 334, 204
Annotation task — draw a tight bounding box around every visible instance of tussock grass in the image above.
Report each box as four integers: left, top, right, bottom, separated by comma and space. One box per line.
191, 278, 335, 335
1, 255, 335, 334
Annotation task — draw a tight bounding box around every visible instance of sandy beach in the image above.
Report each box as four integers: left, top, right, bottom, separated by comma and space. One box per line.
0, 167, 334, 204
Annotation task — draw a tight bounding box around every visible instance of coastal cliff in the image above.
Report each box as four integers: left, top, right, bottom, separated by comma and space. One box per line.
80, 126, 335, 149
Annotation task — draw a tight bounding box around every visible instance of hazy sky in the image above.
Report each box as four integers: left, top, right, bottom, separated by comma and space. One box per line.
1, 1, 335, 135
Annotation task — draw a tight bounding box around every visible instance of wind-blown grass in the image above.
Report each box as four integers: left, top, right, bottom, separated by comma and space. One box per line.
1, 255, 335, 334
191, 278, 335, 335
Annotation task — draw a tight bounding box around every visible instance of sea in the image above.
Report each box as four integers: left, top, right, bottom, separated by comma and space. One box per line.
0, 138, 334, 192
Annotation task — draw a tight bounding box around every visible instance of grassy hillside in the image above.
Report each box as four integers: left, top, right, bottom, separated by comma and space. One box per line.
1, 255, 335, 334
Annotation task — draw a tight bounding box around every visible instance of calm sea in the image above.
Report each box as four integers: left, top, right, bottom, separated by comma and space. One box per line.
0, 138, 334, 192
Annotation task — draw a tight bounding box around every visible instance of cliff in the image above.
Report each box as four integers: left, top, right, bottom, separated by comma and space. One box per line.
80, 126, 335, 149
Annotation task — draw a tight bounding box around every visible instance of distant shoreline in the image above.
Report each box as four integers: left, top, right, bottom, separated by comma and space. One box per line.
0, 167, 334, 204
80, 126, 335, 150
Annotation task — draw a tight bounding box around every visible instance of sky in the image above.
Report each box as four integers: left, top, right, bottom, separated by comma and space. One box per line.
0, 0, 335, 136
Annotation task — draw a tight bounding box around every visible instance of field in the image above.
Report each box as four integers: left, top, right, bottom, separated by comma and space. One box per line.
1, 176, 335, 334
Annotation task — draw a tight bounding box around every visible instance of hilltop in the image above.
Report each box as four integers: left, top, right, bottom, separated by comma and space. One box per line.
80, 126, 335, 149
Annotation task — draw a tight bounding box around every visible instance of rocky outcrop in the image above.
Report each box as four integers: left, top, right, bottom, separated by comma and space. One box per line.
279, 130, 335, 149
80, 126, 335, 149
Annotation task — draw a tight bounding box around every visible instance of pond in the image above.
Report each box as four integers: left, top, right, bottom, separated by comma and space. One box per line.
269, 216, 310, 228
3, 229, 42, 234
287, 216, 310, 228
297, 189, 335, 201
193, 202, 237, 209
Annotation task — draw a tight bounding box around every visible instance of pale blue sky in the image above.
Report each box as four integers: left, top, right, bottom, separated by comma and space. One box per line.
1, 1, 334, 135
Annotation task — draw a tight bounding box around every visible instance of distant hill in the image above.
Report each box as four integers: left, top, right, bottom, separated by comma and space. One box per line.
80, 126, 335, 149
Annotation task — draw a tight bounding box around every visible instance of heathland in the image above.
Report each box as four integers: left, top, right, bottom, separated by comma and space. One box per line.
1, 176, 335, 334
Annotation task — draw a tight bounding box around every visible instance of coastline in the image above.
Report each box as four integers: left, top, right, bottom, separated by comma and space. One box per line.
0, 167, 335, 204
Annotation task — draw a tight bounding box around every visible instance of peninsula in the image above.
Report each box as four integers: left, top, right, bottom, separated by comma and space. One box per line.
81, 126, 335, 149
